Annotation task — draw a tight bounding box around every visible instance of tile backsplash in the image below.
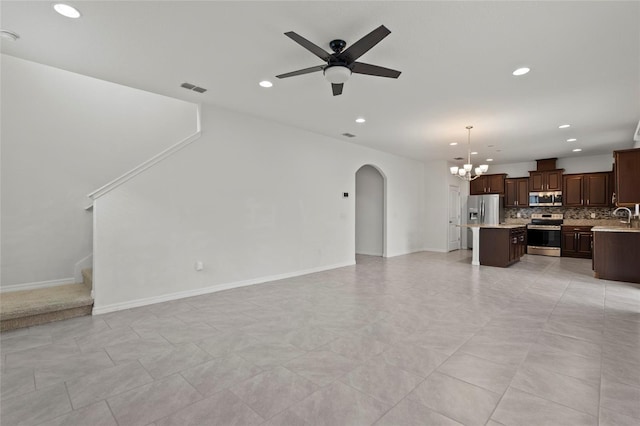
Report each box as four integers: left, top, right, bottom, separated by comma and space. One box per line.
505, 206, 615, 220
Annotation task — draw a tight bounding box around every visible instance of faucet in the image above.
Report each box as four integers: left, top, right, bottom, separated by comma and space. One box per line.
612, 207, 632, 224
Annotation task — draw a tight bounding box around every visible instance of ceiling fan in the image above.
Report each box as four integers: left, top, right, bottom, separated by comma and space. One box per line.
276, 25, 401, 96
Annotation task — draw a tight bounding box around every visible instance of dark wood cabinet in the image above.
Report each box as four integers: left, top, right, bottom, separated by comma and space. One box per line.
593, 230, 640, 283
480, 226, 526, 267
470, 174, 507, 195
614, 148, 640, 206
505, 178, 529, 207
514, 227, 526, 258
585, 173, 609, 206
529, 170, 563, 192
561, 226, 593, 258
470, 177, 485, 195
563, 172, 610, 207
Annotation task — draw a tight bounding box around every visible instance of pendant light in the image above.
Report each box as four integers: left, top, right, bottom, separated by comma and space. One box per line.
450, 126, 488, 181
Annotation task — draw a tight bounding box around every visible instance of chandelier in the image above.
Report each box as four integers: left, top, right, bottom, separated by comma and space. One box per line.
449, 125, 488, 181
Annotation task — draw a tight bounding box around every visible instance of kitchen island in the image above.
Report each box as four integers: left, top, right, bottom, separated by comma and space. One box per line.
592, 226, 640, 283
461, 224, 526, 267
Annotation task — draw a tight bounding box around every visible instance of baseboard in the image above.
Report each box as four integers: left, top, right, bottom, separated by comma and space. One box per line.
93, 260, 356, 315
384, 248, 426, 258
356, 251, 383, 256
1, 277, 75, 293
421, 247, 449, 253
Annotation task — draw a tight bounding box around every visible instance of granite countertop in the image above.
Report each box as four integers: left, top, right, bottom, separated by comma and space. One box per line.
459, 224, 526, 229
592, 225, 640, 233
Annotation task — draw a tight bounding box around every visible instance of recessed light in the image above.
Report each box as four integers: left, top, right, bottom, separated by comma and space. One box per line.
54, 3, 81, 18
449, 142, 458, 146
471, 152, 478, 155
259, 80, 273, 88
0, 30, 19, 41
559, 124, 571, 129
573, 148, 582, 152
512, 67, 530, 76
486, 158, 494, 162
355, 118, 366, 124
567, 138, 577, 142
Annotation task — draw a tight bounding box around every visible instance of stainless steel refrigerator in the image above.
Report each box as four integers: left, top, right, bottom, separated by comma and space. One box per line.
467, 194, 504, 249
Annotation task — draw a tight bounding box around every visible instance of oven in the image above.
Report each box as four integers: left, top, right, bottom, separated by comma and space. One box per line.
527, 214, 563, 257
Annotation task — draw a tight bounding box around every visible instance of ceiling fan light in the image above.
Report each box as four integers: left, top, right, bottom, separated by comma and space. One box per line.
0, 30, 19, 41
324, 66, 351, 84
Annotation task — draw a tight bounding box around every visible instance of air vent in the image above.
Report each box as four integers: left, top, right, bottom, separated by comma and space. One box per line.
342, 133, 356, 138
453, 157, 464, 161
181, 82, 207, 93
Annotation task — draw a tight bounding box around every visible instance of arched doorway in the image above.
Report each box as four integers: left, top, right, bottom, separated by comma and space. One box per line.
355, 164, 386, 258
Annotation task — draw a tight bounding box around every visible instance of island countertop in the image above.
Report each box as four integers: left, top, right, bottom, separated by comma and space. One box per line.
592, 225, 640, 233
458, 224, 526, 266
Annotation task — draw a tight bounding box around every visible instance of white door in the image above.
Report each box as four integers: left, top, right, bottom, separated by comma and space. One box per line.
448, 185, 461, 251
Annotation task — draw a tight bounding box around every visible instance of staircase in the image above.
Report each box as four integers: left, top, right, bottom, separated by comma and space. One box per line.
0, 269, 94, 332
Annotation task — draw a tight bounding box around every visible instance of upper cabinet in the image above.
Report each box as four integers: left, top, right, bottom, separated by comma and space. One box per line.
529, 170, 563, 191
614, 148, 640, 206
563, 172, 611, 207
470, 174, 507, 195
505, 178, 529, 207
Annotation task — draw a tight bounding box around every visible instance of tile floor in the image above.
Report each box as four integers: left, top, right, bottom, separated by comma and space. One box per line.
1, 251, 639, 426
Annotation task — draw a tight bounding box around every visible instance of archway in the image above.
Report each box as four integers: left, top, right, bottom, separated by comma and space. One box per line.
355, 164, 386, 258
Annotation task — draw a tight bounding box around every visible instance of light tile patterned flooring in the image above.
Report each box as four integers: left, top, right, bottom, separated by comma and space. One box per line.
1, 251, 639, 426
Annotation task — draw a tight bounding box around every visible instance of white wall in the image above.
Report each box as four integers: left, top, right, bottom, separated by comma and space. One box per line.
423, 160, 465, 252
486, 161, 536, 178
489, 154, 613, 177
0, 55, 198, 288
93, 104, 426, 312
355, 165, 384, 256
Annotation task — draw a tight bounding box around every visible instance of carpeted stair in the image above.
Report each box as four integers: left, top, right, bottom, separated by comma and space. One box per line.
0, 269, 94, 332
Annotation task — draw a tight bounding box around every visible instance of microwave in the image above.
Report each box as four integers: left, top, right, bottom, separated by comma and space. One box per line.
529, 191, 563, 207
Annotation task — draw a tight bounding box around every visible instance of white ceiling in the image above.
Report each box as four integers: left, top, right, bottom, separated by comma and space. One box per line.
2, 1, 639, 165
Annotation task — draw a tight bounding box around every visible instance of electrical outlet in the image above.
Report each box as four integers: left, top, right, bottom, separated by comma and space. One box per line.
590, 213, 596, 219
517, 212, 521, 218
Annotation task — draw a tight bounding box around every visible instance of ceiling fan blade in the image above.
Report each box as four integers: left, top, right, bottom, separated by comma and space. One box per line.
332, 83, 343, 96
339, 25, 391, 63
276, 65, 325, 79
351, 62, 401, 79
284, 31, 332, 61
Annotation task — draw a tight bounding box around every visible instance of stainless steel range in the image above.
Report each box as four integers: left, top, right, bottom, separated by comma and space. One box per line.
527, 213, 563, 257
